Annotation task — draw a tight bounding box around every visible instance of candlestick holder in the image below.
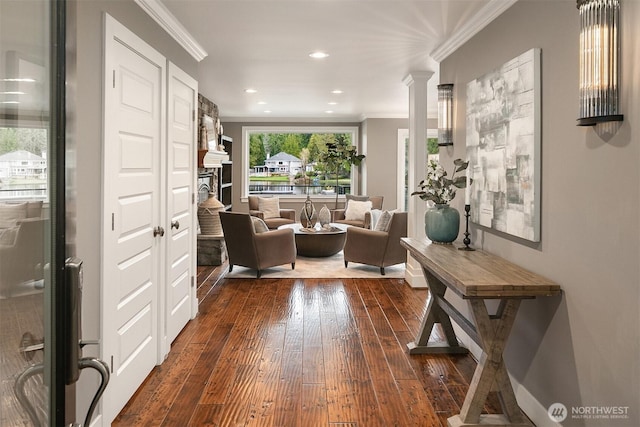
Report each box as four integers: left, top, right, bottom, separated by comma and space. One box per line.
459, 204, 475, 251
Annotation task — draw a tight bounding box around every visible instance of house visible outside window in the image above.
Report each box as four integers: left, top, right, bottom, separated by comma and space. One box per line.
243, 126, 359, 199
0, 127, 48, 200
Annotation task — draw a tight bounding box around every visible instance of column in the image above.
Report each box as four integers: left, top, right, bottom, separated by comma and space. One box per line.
403, 71, 434, 288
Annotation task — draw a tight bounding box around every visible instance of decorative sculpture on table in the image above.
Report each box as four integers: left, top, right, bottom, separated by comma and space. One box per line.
318, 204, 331, 227
300, 196, 317, 229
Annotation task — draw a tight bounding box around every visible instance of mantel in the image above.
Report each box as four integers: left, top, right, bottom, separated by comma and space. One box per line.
202, 149, 229, 168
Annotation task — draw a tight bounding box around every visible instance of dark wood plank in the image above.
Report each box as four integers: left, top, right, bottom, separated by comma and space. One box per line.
114, 271, 491, 427
301, 383, 329, 426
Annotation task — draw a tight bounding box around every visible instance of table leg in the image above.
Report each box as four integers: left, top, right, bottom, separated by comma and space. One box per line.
448, 299, 532, 427
407, 268, 468, 354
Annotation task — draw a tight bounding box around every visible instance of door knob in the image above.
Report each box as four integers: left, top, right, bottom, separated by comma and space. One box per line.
171, 220, 180, 230
153, 226, 165, 237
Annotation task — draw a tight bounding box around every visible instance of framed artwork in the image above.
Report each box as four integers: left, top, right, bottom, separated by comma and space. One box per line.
466, 48, 541, 242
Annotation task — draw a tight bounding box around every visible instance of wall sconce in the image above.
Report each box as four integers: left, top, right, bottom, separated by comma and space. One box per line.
577, 0, 623, 126
437, 83, 454, 145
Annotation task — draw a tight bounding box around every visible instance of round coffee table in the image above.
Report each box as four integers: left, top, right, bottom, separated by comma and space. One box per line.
278, 223, 348, 257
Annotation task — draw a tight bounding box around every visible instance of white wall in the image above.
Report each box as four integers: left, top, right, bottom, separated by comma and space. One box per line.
439, 1, 639, 425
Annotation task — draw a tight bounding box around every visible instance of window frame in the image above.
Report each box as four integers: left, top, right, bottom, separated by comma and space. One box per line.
241, 125, 361, 203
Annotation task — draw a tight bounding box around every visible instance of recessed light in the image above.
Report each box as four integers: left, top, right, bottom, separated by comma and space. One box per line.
0, 91, 25, 95
325, 110, 334, 114
328, 102, 337, 105
264, 110, 272, 113
245, 88, 258, 94
331, 90, 343, 94
257, 101, 267, 105
1, 101, 20, 104
0, 78, 35, 83
309, 51, 329, 59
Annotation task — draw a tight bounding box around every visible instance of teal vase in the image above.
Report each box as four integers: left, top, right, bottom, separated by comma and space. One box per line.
425, 204, 460, 244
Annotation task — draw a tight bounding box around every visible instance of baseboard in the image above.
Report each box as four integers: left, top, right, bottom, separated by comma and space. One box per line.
451, 323, 558, 427
404, 260, 427, 288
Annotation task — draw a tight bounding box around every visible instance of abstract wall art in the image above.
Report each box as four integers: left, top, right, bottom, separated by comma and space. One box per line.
466, 48, 541, 242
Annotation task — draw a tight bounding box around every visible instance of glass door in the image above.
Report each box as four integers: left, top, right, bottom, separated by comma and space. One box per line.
0, 0, 67, 425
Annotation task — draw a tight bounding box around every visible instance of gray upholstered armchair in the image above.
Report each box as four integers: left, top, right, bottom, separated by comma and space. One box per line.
219, 211, 296, 278
247, 195, 296, 229
343, 211, 407, 275
332, 195, 384, 229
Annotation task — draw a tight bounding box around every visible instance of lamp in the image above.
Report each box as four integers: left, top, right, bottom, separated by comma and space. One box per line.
437, 83, 454, 146
577, 0, 623, 126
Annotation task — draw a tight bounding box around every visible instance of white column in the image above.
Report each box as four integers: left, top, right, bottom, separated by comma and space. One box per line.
403, 71, 433, 288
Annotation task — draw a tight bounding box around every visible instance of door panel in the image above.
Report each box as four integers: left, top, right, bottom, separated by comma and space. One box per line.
103, 15, 165, 423
166, 63, 197, 345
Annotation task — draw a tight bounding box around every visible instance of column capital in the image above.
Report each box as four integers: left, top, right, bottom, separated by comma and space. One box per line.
403, 71, 435, 87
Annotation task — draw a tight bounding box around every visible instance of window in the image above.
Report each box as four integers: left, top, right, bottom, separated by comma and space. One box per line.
242, 126, 360, 200
0, 126, 48, 200
396, 128, 438, 211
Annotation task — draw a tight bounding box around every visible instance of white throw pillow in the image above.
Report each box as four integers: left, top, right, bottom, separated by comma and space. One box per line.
369, 209, 383, 230
0, 227, 18, 245
374, 210, 393, 232
258, 197, 280, 219
344, 200, 372, 221
251, 216, 269, 233
0, 202, 27, 223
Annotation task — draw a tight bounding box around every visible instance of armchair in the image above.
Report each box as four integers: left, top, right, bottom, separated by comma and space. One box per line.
219, 211, 296, 278
0, 218, 46, 298
248, 195, 296, 229
343, 211, 407, 275
332, 195, 383, 229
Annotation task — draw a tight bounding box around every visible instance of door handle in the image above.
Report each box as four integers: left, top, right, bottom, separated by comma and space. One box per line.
153, 226, 165, 237
171, 220, 180, 230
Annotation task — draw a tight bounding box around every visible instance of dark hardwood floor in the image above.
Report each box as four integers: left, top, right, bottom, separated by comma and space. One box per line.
112, 265, 500, 426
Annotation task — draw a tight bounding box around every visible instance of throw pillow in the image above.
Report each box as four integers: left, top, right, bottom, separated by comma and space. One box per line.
344, 200, 372, 221
374, 210, 393, 232
0, 202, 28, 224
369, 209, 383, 230
0, 227, 18, 245
251, 216, 269, 233
258, 197, 280, 219
344, 194, 369, 211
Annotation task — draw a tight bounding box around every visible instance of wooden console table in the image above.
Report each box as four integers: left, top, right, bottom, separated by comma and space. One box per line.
400, 237, 561, 427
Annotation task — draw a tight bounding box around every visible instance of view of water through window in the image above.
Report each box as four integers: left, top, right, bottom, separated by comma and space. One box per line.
248, 131, 354, 196
0, 127, 48, 200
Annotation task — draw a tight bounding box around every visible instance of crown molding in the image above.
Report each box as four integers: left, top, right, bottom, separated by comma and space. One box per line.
135, 0, 208, 62
220, 116, 364, 123
402, 70, 435, 86
431, 0, 518, 62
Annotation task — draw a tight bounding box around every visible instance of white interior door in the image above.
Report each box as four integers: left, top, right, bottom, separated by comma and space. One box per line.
165, 63, 197, 346
102, 15, 166, 424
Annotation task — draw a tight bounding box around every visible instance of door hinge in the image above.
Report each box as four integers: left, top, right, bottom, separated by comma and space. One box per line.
111, 213, 114, 231
191, 276, 195, 288
192, 109, 196, 122
110, 355, 114, 374
112, 70, 115, 88
192, 193, 195, 204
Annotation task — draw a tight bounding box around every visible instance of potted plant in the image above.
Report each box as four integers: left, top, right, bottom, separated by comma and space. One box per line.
319, 142, 365, 209
412, 158, 471, 243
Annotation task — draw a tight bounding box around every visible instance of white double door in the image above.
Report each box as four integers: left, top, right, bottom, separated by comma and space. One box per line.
101, 15, 197, 425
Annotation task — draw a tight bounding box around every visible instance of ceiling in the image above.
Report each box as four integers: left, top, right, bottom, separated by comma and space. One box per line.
160, 0, 496, 121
